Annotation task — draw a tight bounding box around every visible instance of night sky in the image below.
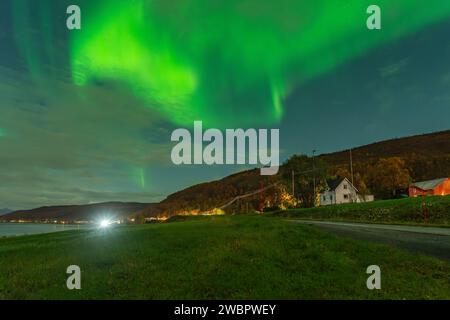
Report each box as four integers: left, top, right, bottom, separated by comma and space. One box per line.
1, 0, 450, 210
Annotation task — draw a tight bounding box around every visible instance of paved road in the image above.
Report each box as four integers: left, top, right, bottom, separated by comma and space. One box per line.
290, 220, 450, 261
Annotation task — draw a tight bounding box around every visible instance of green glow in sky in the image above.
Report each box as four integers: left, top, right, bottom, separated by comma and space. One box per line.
4, 0, 450, 209
71, 2, 198, 126
12, 0, 450, 127
131, 167, 146, 189
138, 167, 146, 189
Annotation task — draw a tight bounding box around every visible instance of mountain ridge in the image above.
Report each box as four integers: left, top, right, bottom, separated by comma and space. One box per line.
1, 202, 153, 222
0, 208, 12, 216
2, 129, 450, 222
140, 129, 450, 218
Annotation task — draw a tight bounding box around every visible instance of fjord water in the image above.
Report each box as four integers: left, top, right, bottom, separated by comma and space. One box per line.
0, 223, 85, 237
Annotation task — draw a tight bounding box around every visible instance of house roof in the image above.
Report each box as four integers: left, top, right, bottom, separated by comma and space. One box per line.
410, 178, 448, 191
326, 176, 359, 192
326, 177, 345, 190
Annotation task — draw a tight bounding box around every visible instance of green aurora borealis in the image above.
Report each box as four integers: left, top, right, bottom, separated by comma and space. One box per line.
2, 0, 450, 209
12, 0, 450, 126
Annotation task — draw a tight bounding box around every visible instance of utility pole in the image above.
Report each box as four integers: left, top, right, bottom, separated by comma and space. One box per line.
259, 180, 264, 213
312, 149, 316, 207
291, 170, 295, 198
350, 148, 354, 186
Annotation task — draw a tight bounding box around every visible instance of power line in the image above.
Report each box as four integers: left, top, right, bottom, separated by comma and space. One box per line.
209, 182, 280, 212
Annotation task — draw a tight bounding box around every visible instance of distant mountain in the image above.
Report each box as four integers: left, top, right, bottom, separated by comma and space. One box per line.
0, 208, 12, 216
139, 129, 450, 218
4, 130, 450, 221
1, 202, 153, 222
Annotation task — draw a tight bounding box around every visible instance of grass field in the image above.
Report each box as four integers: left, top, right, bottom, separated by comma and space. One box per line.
0, 215, 449, 299
275, 195, 450, 226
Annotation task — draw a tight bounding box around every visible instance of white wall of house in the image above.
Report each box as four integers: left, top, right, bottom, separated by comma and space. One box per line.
334, 179, 358, 204
320, 190, 336, 206
320, 178, 374, 206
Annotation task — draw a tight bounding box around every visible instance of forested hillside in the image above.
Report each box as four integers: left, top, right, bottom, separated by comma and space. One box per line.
139, 130, 450, 218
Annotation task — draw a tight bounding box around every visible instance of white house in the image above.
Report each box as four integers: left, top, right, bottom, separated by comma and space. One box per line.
320, 176, 374, 206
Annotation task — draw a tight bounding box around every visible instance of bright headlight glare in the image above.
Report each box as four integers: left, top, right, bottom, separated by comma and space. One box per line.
100, 219, 111, 228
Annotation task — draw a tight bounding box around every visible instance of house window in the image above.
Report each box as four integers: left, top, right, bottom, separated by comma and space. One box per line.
323, 196, 326, 201
343, 184, 348, 189
344, 194, 349, 199
329, 195, 333, 201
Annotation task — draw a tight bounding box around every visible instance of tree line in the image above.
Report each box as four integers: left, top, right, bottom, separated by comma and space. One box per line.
281, 154, 413, 208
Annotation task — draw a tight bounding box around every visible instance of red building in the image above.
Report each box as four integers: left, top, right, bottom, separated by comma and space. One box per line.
408, 178, 450, 197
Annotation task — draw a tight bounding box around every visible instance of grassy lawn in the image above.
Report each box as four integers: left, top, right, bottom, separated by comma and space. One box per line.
0, 215, 449, 299
274, 195, 450, 226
